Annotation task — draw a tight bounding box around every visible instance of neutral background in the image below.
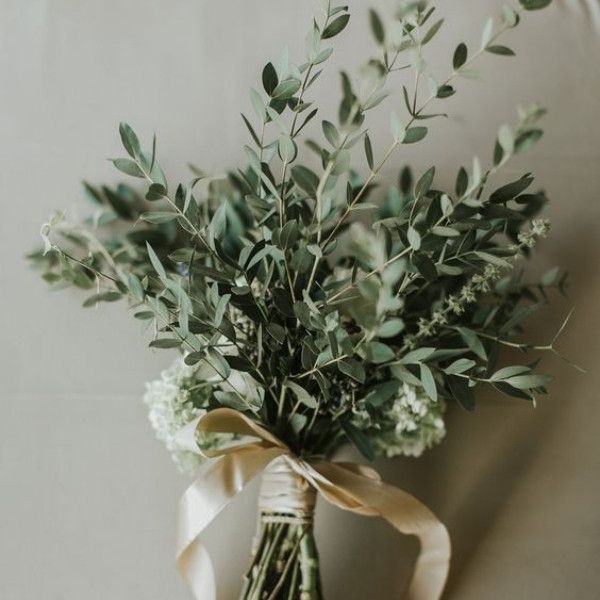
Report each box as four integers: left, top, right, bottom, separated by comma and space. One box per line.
1, 1, 599, 598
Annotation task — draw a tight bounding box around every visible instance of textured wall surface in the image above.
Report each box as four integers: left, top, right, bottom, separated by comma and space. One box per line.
1, 1, 599, 598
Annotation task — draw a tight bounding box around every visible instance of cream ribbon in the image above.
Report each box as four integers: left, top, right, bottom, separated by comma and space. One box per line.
176, 408, 451, 600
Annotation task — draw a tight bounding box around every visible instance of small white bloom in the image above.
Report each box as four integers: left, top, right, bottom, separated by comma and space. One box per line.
353, 383, 446, 458
143, 356, 233, 474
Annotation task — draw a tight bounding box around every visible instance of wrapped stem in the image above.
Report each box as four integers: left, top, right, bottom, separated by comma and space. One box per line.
240, 458, 323, 600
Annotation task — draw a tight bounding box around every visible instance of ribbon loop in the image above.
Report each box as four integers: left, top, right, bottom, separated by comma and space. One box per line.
176, 408, 450, 600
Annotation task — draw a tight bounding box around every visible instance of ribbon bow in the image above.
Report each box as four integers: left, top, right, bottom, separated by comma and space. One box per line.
176, 408, 450, 600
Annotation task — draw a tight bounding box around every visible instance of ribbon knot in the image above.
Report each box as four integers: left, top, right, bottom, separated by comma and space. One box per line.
176, 408, 450, 600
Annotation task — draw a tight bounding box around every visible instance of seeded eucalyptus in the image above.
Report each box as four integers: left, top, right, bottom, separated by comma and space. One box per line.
32, 1, 570, 597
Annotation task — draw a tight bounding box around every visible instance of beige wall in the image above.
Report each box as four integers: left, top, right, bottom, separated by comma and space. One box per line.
1, 1, 599, 598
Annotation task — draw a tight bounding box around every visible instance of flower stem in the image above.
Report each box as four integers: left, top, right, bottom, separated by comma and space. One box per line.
240, 515, 323, 600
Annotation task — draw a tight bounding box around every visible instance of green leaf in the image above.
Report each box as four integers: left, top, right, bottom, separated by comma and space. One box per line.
490, 365, 531, 381
82, 291, 122, 307
266, 322, 286, 344
272, 78, 301, 100
366, 341, 395, 364
420, 363, 437, 402
515, 129, 543, 153
338, 358, 366, 383
149, 338, 182, 349
134, 310, 154, 320
213, 294, 231, 328
368, 9, 384, 44
291, 165, 319, 196
241, 113, 262, 147
422, 18, 444, 45
402, 127, 428, 144
415, 166, 435, 198
364, 134, 374, 169
207, 348, 231, 379
285, 380, 318, 409
119, 122, 140, 158
407, 226, 421, 251
262, 62, 278, 95
322, 120, 340, 147
504, 374, 553, 389
250, 88, 266, 122
127, 273, 144, 301
519, 0, 552, 10
455, 327, 487, 360
341, 419, 375, 461
140, 211, 177, 224
448, 375, 475, 411
489, 176, 534, 203
437, 85, 455, 99
146, 183, 167, 201
184, 352, 204, 366
146, 243, 168, 284
444, 358, 476, 375
455, 167, 468, 196
486, 45, 515, 56
290, 413, 308, 434
453, 43, 468, 70
112, 158, 144, 178
431, 226, 459, 237
322, 13, 350, 39
377, 318, 404, 338
413, 253, 437, 282
401, 347, 436, 364
213, 391, 249, 411
473, 251, 511, 268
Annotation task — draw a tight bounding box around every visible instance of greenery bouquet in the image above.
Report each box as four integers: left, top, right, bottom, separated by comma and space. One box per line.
32, 0, 574, 598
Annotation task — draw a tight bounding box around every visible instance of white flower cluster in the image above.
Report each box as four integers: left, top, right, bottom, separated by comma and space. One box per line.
143, 357, 232, 474
354, 383, 446, 458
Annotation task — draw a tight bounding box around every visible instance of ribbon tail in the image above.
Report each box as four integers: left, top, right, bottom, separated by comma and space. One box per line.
177, 445, 286, 600
311, 461, 451, 600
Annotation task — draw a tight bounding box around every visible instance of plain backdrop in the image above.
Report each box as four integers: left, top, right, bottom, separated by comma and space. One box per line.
1, 1, 599, 598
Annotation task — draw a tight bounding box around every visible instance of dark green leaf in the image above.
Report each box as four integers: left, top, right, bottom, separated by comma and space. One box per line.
322, 13, 350, 39
448, 375, 475, 411
519, 0, 552, 10
266, 322, 286, 344
453, 43, 468, 70
489, 176, 533, 203
437, 84, 455, 99
291, 165, 319, 196
341, 419, 375, 461
368, 9, 384, 44
455, 167, 468, 196
149, 338, 182, 349
262, 62, 278, 95
415, 166, 435, 198
455, 326, 487, 360
402, 127, 428, 144
422, 18, 444, 45
413, 253, 438, 282
338, 358, 366, 383
486, 45, 515, 56
364, 134, 374, 169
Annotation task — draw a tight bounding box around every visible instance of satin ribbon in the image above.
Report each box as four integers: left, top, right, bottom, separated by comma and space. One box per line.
176, 408, 450, 600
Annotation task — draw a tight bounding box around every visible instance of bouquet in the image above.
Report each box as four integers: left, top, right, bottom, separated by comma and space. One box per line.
31, 0, 575, 598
